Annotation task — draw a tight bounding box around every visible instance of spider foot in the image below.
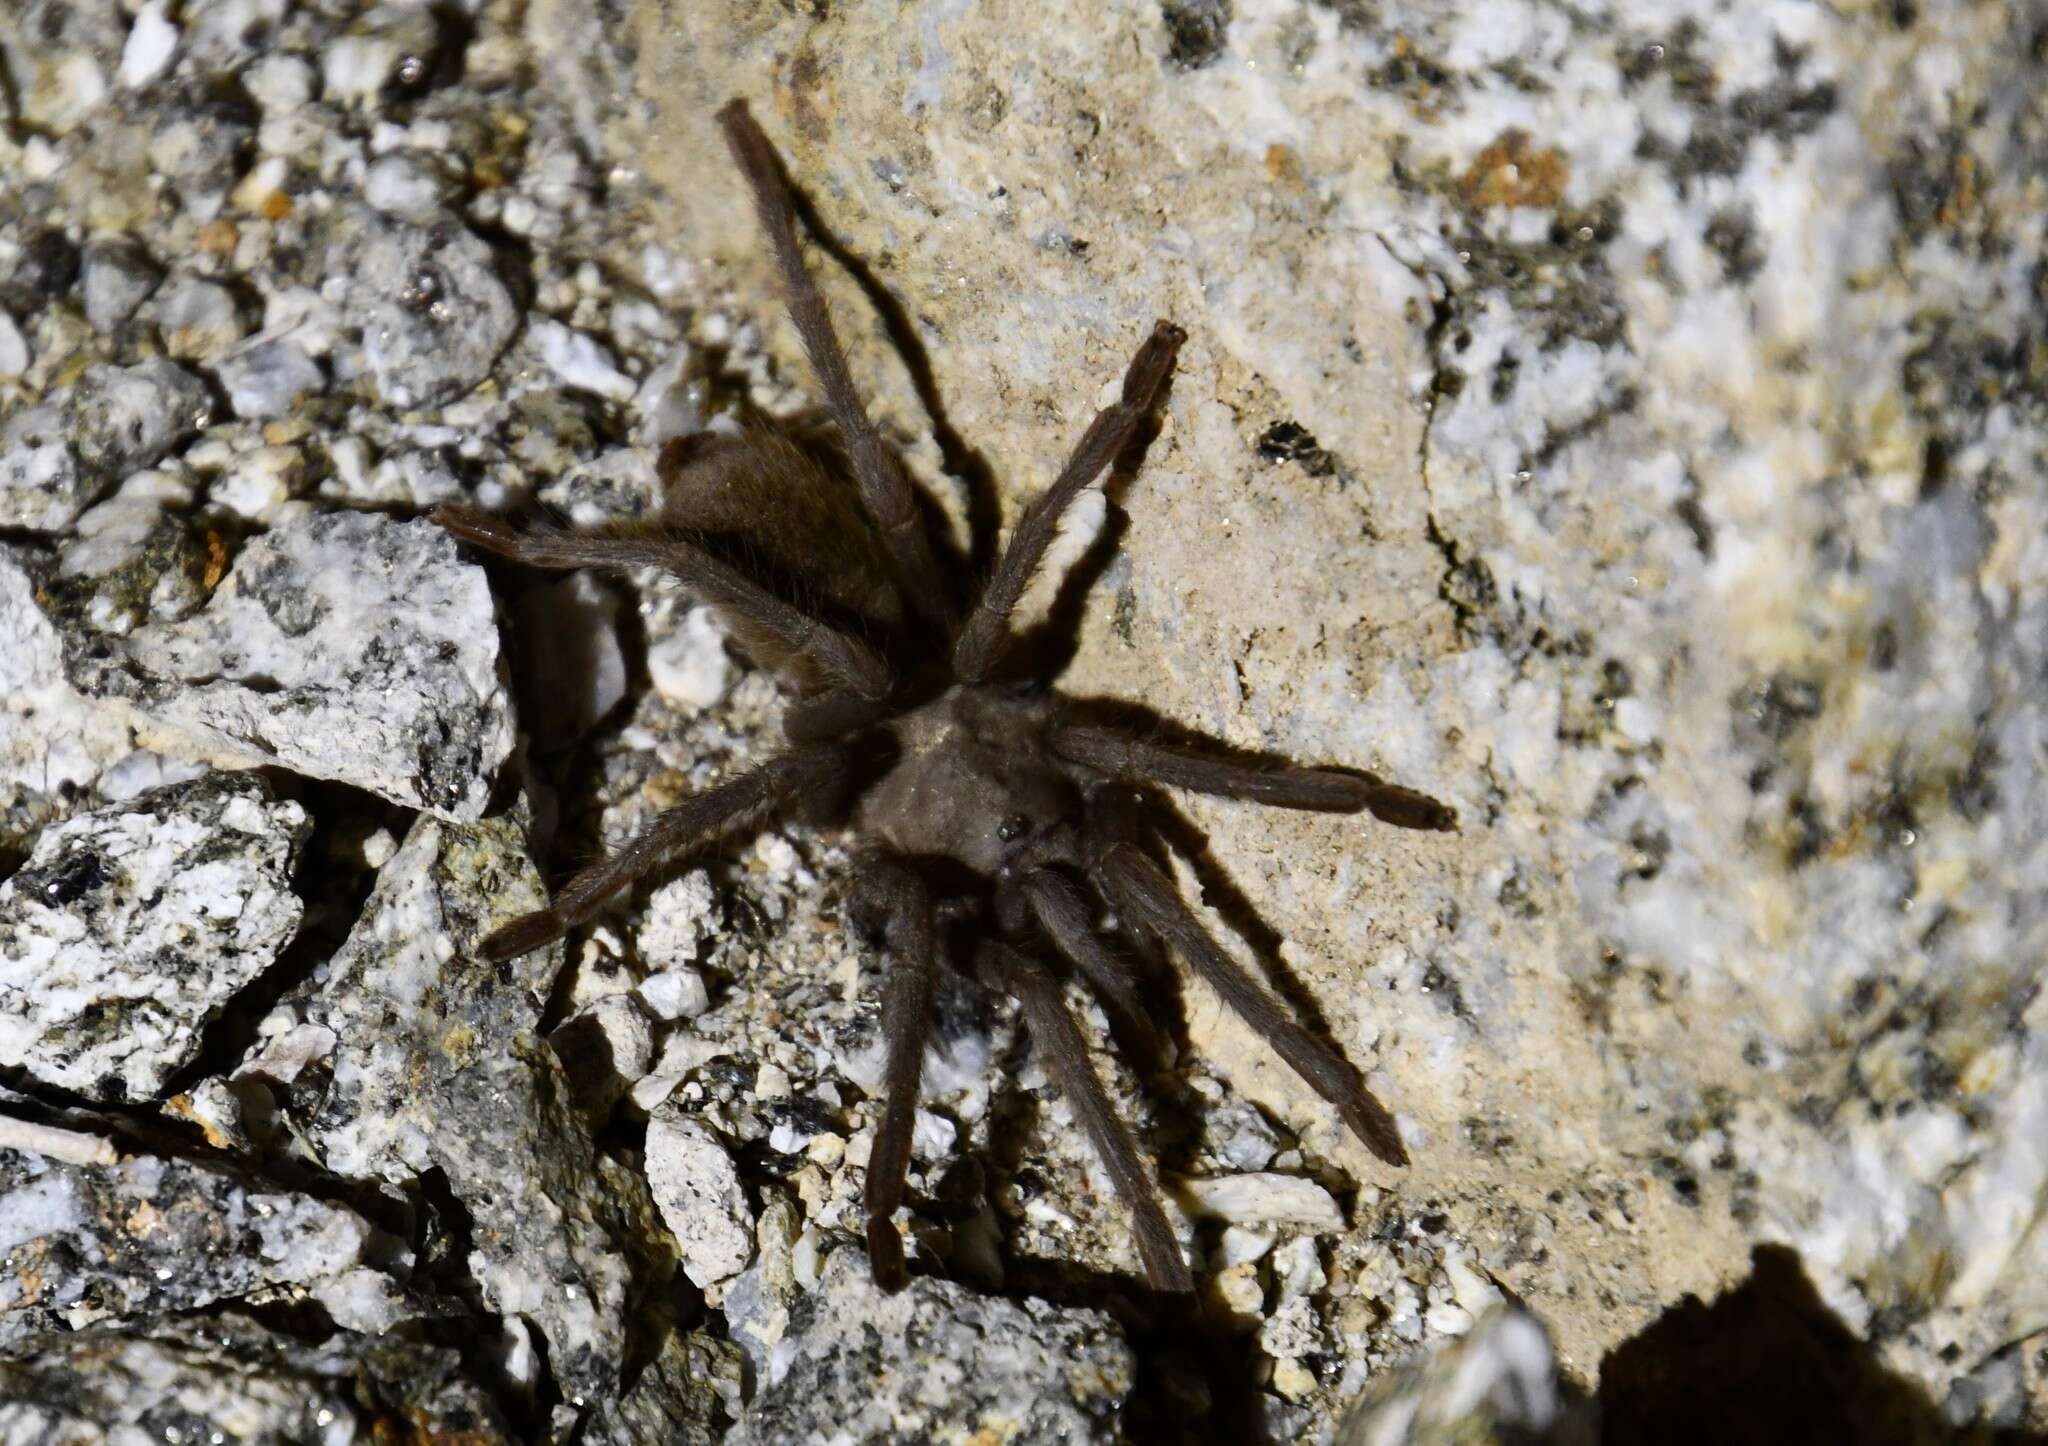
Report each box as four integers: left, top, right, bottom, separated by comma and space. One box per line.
867, 1216, 910, 1293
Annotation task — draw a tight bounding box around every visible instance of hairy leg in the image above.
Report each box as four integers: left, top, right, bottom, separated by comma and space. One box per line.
1054, 723, 1455, 829
976, 942, 1193, 1293
477, 747, 844, 963
716, 99, 949, 626
952, 321, 1185, 682
1094, 835, 1408, 1167
1016, 867, 1165, 1066
781, 690, 894, 743
854, 856, 939, 1293
434, 506, 893, 701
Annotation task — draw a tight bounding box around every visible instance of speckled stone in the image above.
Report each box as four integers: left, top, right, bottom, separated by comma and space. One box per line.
0, 549, 129, 862
0, 774, 306, 1102
235, 809, 637, 1409
644, 1107, 754, 1290
0, 360, 209, 532
0, 1314, 508, 1441
316, 203, 518, 409
726, 1245, 1135, 1446
0, 1147, 386, 1357
60, 511, 513, 821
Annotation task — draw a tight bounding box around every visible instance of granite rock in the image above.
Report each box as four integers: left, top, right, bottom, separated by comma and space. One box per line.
0, 361, 209, 532
644, 1107, 754, 1291
0, 774, 306, 1102
0, 1313, 507, 1442
63, 511, 512, 821
0, 1146, 389, 1357
237, 809, 635, 1409
317, 203, 518, 409
79, 236, 161, 333
728, 1245, 1135, 1445
0, 551, 135, 863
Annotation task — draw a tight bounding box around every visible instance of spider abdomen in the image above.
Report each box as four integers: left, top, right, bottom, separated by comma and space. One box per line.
856, 686, 1078, 878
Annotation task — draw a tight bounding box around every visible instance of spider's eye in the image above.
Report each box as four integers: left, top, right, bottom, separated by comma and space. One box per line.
996, 814, 1027, 842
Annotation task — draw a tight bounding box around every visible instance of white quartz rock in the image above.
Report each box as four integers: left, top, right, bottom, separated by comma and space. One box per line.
1175, 1172, 1344, 1231
0, 773, 307, 1101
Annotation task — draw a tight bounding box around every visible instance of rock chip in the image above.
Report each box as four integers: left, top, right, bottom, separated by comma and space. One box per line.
319, 204, 517, 408
728, 1246, 1135, 1444
1177, 1172, 1344, 1231
550, 992, 653, 1117
0, 1146, 387, 1356
212, 337, 325, 419
0, 552, 135, 861
155, 275, 246, 360
0, 773, 307, 1101
644, 1108, 754, 1290
80, 236, 162, 333
0, 314, 28, 378
64, 510, 512, 820
0, 360, 210, 532
237, 809, 637, 1407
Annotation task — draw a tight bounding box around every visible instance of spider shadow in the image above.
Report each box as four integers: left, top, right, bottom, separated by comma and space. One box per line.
1051, 692, 1405, 1096
777, 166, 1004, 585
968, 1011, 1283, 1444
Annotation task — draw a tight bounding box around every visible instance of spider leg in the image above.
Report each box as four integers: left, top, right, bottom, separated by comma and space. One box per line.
952, 320, 1185, 682
1016, 867, 1166, 1068
476, 747, 843, 963
1093, 832, 1408, 1167
716, 99, 950, 628
433, 506, 893, 701
852, 856, 938, 1293
975, 941, 1193, 1294
1054, 723, 1456, 830
781, 690, 893, 743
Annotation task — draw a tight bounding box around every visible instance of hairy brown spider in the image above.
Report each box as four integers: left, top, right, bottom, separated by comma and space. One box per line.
434, 98, 1454, 1295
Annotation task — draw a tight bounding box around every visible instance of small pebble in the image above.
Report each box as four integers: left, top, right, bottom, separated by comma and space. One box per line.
645, 1109, 755, 1289
638, 967, 710, 1021
156, 277, 247, 360
120, 2, 180, 88
0, 314, 29, 378
213, 339, 325, 419
82, 238, 163, 333
1177, 1173, 1343, 1231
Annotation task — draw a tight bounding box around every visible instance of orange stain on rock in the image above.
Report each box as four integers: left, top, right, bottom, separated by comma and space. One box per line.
1459, 129, 1570, 209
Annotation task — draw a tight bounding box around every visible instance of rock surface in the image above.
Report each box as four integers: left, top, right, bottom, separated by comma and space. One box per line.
630, 0, 2048, 1431
0, 0, 2037, 1436
726, 1246, 1135, 1446
0, 1314, 508, 1442
66, 511, 513, 821
234, 809, 637, 1409
0, 774, 306, 1101
0, 1144, 387, 1357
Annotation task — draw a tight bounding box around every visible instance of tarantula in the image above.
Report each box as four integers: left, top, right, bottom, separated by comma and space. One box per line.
435, 97, 1454, 1294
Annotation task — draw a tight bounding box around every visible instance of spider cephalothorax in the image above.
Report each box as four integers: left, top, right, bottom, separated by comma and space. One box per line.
435, 97, 1454, 1294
